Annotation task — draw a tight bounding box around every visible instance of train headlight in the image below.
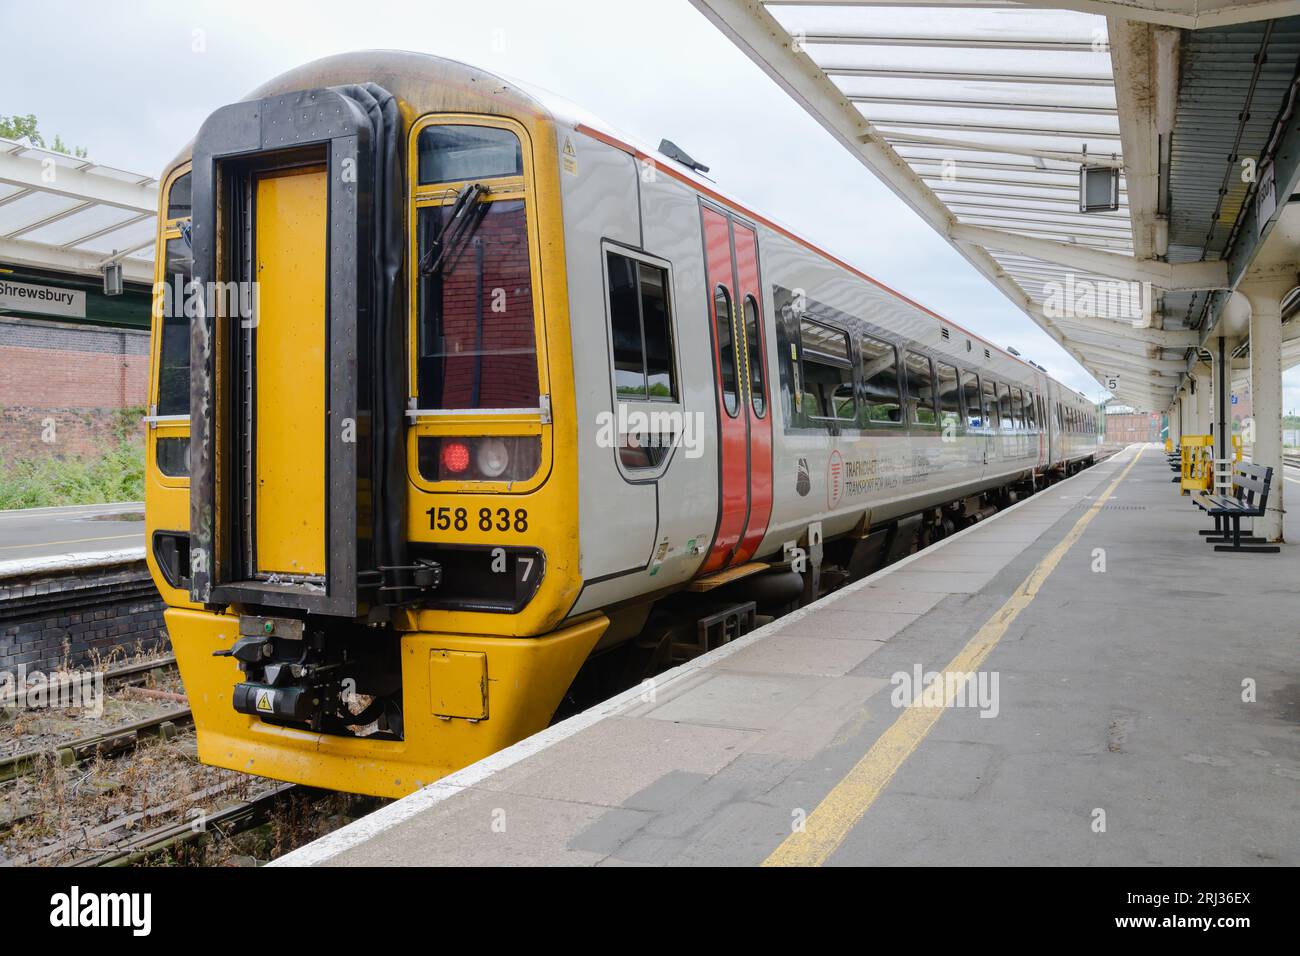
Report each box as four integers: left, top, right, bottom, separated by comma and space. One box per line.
476, 438, 510, 478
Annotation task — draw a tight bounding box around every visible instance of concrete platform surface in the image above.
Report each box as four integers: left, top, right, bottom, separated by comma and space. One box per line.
0, 502, 145, 562
275, 446, 1298, 867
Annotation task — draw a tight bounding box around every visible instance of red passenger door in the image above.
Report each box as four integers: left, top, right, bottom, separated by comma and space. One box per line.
700, 205, 773, 573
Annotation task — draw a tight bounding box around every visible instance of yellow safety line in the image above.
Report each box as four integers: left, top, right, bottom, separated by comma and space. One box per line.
0, 533, 140, 552
763, 447, 1145, 867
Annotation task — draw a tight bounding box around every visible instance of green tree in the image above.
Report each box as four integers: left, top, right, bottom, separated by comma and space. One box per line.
0, 113, 88, 157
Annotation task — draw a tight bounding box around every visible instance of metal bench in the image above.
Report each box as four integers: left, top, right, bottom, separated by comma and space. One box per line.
1191, 462, 1279, 554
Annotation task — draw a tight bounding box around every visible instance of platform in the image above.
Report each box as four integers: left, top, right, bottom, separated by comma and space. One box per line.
275, 445, 1297, 867
0, 502, 145, 562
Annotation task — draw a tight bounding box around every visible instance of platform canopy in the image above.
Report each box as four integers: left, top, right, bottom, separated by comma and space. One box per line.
0, 137, 157, 285
691, 0, 1300, 412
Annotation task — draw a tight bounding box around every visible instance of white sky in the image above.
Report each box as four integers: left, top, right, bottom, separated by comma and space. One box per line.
8, 0, 1298, 413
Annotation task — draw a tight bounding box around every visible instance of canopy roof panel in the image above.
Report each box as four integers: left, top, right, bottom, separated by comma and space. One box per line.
0, 137, 157, 285
693, 0, 1300, 412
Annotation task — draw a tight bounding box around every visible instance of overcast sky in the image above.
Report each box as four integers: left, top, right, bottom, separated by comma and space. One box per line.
9, 0, 1297, 411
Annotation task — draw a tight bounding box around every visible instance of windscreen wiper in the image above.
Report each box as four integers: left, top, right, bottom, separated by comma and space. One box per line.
419, 182, 488, 277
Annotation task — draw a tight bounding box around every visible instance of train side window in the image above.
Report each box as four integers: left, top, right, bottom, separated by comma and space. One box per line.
715, 286, 739, 417
1025, 391, 1036, 429
997, 383, 1013, 429
982, 377, 1000, 428
903, 350, 937, 425
743, 295, 766, 417
799, 319, 856, 421
1012, 388, 1025, 429
605, 251, 677, 401
859, 334, 901, 423
937, 362, 961, 430
961, 370, 983, 428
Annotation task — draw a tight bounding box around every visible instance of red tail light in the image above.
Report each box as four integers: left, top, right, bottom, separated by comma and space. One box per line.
440, 440, 471, 474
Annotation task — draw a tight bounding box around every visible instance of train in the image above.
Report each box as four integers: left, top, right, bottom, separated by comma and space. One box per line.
143, 51, 1100, 798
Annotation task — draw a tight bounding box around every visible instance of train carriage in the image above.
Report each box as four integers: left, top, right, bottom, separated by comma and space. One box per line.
145, 51, 1099, 797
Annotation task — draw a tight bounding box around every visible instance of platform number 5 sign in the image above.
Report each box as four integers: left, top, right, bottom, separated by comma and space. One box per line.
1104, 374, 1120, 391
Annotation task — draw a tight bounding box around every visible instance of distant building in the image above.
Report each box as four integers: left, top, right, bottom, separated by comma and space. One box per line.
1103, 403, 1161, 444
0, 138, 156, 460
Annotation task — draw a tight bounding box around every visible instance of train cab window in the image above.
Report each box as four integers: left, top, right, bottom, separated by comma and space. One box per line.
166, 172, 191, 220
716, 286, 740, 416
418, 125, 523, 184
415, 123, 539, 411
799, 319, 855, 420
982, 377, 1000, 428
997, 383, 1013, 429
859, 334, 901, 423
157, 236, 193, 417
743, 295, 766, 417
936, 362, 961, 429
961, 371, 983, 428
904, 351, 936, 425
606, 251, 677, 401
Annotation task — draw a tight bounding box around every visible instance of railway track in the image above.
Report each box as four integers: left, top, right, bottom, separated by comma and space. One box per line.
0, 706, 193, 784
86, 783, 317, 867
0, 655, 186, 784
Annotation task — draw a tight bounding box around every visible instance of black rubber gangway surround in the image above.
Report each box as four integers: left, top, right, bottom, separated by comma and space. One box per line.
186, 83, 408, 617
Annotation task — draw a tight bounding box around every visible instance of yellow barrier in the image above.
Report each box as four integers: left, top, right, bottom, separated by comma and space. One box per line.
1164, 437, 1173, 454
1179, 434, 1213, 494
1232, 433, 1243, 462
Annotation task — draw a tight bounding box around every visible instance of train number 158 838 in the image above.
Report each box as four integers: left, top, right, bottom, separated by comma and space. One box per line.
427, 506, 529, 534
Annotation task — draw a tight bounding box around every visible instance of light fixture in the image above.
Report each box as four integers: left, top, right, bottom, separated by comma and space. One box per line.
1079, 147, 1120, 213
102, 261, 123, 296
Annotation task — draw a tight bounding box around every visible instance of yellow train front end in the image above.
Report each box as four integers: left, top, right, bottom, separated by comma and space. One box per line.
144, 53, 599, 798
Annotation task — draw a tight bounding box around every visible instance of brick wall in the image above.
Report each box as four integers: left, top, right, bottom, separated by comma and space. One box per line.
0, 556, 167, 676
0, 317, 149, 460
